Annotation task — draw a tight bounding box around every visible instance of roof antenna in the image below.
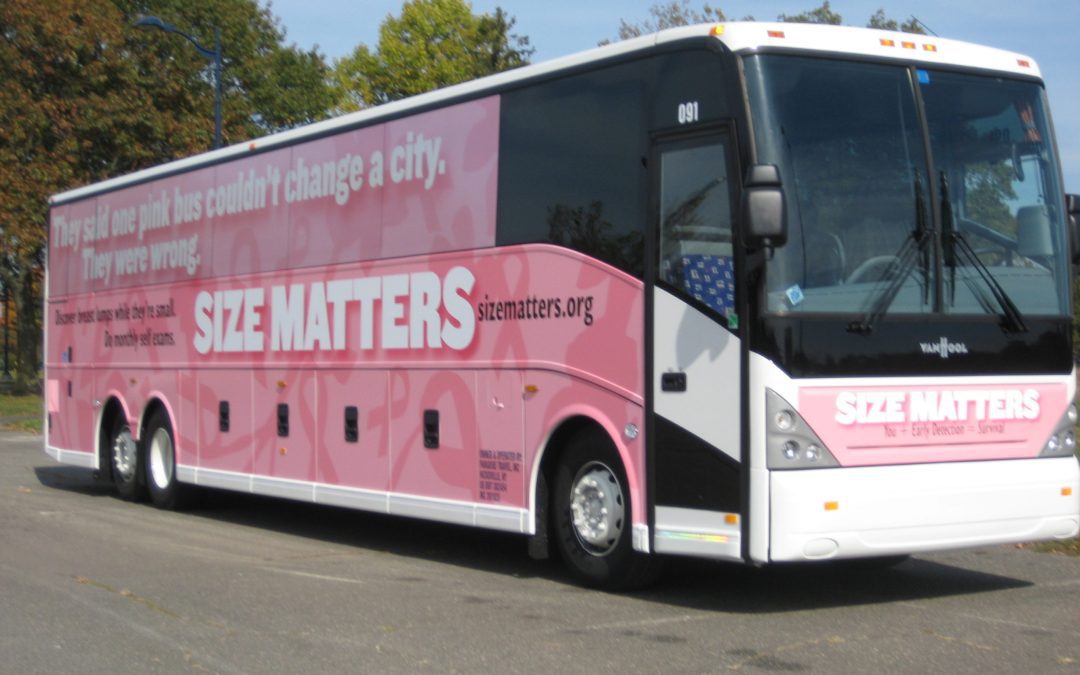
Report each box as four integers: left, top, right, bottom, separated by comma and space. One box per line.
910, 15, 938, 37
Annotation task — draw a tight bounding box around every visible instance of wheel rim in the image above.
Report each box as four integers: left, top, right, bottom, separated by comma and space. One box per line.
569, 461, 624, 557
148, 427, 174, 490
112, 426, 137, 483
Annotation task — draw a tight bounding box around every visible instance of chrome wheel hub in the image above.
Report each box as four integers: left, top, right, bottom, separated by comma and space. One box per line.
569, 462, 624, 556
112, 427, 137, 482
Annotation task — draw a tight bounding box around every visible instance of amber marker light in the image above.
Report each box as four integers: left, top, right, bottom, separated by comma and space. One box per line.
879, 38, 895, 47
767, 30, 786, 38
523, 384, 539, 394
1064, 487, 1074, 497
709, 24, 725, 36
725, 513, 739, 525
902, 41, 916, 49
1017, 59, 1031, 68
824, 501, 839, 511
923, 43, 938, 52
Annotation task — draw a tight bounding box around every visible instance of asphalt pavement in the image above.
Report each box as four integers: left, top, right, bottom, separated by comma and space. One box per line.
3, 429, 1079, 673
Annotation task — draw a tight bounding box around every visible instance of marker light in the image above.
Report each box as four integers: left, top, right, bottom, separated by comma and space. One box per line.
774, 409, 795, 431
922, 43, 938, 52
824, 501, 839, 511
879, 38, 895, 47
902, 41, 916, 50
1017, 59, 1031, 68
1046, 435, 1061, 453
725, 513, 739, 525
710, 24, 725, 36
1063, 487, 1074, 497
767, 30, 786, 39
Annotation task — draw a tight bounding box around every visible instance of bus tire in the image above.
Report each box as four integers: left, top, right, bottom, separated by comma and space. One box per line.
110, 416, 145, 501
553, 428, 662, 590
144, 409, 193, 510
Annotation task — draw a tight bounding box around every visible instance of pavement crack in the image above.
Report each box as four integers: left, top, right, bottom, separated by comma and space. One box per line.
73, 575, 180, 619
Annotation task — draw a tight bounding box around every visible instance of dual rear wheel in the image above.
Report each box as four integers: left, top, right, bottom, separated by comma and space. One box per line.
108, 408, 189, 509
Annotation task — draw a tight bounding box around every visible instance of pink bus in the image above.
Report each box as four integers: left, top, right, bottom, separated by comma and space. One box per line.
46, 23, 1080, 588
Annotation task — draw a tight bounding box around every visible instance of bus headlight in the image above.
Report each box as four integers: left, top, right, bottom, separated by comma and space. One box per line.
1038, 404, 1080, 458
766, 389, 839, 470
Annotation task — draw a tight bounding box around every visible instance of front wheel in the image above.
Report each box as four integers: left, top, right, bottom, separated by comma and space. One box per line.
553, 428, 661, 590
145, 409, 194, 510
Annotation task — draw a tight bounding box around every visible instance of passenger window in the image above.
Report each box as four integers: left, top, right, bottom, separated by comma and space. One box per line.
657, 138, 735, 320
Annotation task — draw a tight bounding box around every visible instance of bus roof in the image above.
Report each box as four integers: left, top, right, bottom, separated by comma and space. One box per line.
51, 22, 1041, 206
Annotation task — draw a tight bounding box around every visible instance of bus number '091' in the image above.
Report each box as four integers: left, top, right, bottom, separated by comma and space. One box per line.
678, 101, 700, 124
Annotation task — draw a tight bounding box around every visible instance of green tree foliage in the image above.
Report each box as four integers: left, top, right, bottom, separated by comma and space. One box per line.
610, 1, 729, 42
332, 0, 532, 111
778, 1, 842, 25
866, 9, 927, 34
0, 0, 334, 392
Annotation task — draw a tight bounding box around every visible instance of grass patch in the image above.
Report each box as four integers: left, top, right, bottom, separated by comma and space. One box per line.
0, 394, 42, 434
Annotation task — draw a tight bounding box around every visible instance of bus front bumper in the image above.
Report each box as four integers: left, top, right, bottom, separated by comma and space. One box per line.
768, 457, 1080, 562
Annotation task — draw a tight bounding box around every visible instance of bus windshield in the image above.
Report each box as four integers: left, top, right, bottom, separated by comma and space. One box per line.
745, 55, 1070, 319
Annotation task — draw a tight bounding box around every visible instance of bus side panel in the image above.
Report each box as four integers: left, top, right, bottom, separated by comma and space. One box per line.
47, 368, 98, 463
476, 370, 525, 509
389, 369, 479, 505
251, 369, 318, 484
316, 369, 391, 493
196, 370, 253, 475
523, 370, 647, 533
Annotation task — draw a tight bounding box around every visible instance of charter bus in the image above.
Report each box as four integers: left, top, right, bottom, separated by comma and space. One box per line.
46, 22, 1080, 588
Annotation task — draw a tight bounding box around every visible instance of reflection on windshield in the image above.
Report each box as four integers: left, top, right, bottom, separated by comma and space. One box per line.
745, 55, 1069, 318
921, 69, 1069, 316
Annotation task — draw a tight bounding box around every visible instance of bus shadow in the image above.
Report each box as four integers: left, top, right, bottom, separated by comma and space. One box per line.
33, 464, 1033, 612
631, 555, 1032, 613
34, 465, 115, 498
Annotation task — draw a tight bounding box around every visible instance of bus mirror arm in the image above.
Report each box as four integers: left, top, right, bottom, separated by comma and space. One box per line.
1066, 193, 1080, 266
742, 164, 787, 251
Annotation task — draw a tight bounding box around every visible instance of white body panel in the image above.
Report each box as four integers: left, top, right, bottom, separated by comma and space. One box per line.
653, 286, 741, 461
770, 457, 1079, 560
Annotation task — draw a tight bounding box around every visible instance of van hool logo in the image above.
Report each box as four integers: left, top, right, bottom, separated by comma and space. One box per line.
919, 337, 969, 359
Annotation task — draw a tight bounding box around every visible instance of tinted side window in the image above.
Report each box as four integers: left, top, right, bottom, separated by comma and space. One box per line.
497, 48, 737, 278
497, 61, 648, 276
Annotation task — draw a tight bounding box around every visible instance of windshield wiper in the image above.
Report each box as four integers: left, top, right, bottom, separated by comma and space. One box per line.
939, 172, 1027, 334
848, 172, 932, 333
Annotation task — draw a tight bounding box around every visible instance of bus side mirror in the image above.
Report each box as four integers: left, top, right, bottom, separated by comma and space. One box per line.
1067, 193, 1080, 265
742, 164, 786, 249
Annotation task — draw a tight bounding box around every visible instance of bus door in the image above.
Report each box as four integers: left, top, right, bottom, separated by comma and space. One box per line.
649, 129, 744, 561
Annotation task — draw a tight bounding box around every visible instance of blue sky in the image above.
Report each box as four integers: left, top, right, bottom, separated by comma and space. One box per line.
269, 0, 1080, 191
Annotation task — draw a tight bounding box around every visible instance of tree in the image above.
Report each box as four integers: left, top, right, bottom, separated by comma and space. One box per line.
0, 0, 335, 393
332, 0, 532, 111
866, 9, 927, 34
609, 2, 927, 41
778, 1, 841, 24
608, 0, 729, 42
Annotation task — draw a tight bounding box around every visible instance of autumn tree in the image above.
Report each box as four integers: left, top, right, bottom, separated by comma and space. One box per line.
0, 0, 335, 393
332, 0, 532, 111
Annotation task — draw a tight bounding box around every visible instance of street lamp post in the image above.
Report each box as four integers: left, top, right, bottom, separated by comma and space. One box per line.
135, 15, 223, 150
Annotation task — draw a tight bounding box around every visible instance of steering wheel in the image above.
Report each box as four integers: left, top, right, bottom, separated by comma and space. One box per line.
846, 255, 901, 284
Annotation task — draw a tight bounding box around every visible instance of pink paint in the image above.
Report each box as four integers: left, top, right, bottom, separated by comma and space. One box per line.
799, 382, 1070, 465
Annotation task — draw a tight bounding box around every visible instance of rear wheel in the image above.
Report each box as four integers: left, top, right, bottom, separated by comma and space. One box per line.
145, 409, 193, 510
110, 417, 144, 501
553, 428, 662, 590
